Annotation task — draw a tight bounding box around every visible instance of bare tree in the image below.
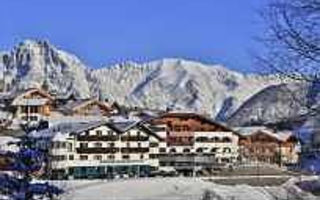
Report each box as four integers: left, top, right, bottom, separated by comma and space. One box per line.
258, 0, 320, 118
259, 0, 320, 81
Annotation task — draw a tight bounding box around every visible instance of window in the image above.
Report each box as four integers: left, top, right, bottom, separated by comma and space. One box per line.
67, 143, 73, 152
69, 155, 74, 160
196, 148, 203, 153
122, 155, 130, 160
159, 148, 166, 153
30, 116, 38, 121
96, 130, 102, 136
182, 125, 189, 131
140, 154, 144, 160
221, 158, 230, 163
80, 155, 88, 160
150, 154, 158, 159
138, 143, 141, 148
107, 155, 115, 160
94, 155, 102, 160
169, 148, 176, 153
223, 148, 231, 153
107, 130, 113, 136
212, 137, 220, 142
183, 148, 190, 153
222, 137, 231, 143
108, 143, 115, 148
150, 142, 159, 147
211, 148, 219, 153
22, 106, 28, 114
53, 155, 66, 161
94, 142, 102, 148
30, 106, 38, 113
174, 125, 181, 131
80, 143, 88, 148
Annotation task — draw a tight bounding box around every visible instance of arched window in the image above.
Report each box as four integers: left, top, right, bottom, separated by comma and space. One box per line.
211, 148, 219, 153
222, 137, 231, 143
211, 137, 220, 143
196, 137, 209, 142
183, 148, 191, 153
223, 147, 231, 153
169, 148, 176, 153
196, 148, 203, 153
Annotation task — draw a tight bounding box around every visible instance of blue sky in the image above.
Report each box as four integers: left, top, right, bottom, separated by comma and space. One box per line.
0, 0, 268, 73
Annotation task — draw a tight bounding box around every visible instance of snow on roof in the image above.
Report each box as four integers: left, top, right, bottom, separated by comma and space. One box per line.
0, 110, 12, 119
234, 126, 269, 136
0, 92, 15, 100
0, 136, 20, 146
29, 120, 106, 139
235, 126, 294, 142
12, 98, 49, 106
57, 99, 111, 115
107, 121, 139, 133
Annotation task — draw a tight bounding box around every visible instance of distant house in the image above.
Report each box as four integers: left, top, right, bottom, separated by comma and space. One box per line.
57, 99, 113, 117
236, 127, 298, 165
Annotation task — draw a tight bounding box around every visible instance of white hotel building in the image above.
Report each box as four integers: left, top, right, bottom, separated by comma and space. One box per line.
47, 113, 240, 179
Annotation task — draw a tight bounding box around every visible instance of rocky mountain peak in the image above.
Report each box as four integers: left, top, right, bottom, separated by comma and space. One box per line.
0, 39, 281, 120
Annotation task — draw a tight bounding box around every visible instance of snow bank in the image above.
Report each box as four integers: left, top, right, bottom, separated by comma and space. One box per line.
54, 177, 317, 200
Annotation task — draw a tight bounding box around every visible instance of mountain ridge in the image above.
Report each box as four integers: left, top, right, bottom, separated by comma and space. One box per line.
0, 39, 282, 120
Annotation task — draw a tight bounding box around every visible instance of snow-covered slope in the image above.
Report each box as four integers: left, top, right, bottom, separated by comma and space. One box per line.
227, 81, 320, 127
0, 39, 280, 119
90, 59, 278, 118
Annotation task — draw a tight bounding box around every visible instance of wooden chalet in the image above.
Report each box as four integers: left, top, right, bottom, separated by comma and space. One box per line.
238, 129, 298, 165
11, 88, 54, 122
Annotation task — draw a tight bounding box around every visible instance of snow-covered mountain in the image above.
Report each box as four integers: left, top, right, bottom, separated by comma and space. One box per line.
0, 40, 91, 98
227, 81, 320, 128
0, 39, 280, 119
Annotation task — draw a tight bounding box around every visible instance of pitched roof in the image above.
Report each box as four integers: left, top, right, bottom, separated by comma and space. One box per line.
12, 98, 49, 106
151, 112, 242, 137
58, 99, 112, 115
234, 126, 269, 136
11, 88, 54, 106
238, 127, 296, 142
32, 116, 162, 141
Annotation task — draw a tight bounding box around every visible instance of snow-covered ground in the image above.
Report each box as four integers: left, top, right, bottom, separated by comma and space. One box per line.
53, 177, 318, 200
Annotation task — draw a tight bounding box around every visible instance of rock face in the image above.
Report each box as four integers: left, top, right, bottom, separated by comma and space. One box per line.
0, 40, 91, 98
0, 39, 282, 120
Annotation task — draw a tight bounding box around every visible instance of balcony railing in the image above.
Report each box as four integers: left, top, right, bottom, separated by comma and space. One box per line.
77, 135, 119, 141
120, 148, 149, 154
76, 147, 120, 154
120, 136, 149, 142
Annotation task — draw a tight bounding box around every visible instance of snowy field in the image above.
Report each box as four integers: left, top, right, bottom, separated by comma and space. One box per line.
53, 177, 318, 200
